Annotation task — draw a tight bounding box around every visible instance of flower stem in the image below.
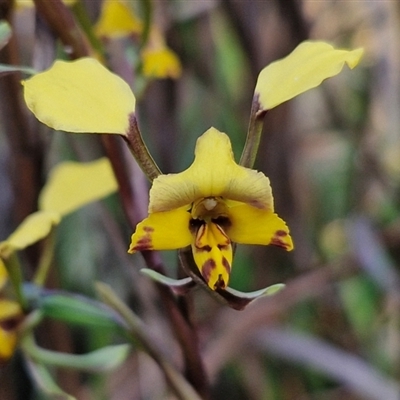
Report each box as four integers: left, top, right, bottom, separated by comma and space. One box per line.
96, 282, 203, 400
124, 113, 162, 181
33, 230, 55, 287
3, 252, 27, 310
33, 0, 92, 59
239, 96, 267, 168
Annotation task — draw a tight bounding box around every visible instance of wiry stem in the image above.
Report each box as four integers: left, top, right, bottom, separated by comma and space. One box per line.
33, 0, 91, 59
96, 282, 203, 400
124, 114, 162, 181
239, 96, 267, 168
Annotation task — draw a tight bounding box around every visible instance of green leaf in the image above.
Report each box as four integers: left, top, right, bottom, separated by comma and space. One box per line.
0, 21, 11, 50
39, 293, 125, 331
25, 357, 76, 400
23, 334, 130, 372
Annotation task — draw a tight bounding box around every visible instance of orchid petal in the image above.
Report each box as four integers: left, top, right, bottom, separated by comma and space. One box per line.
0, 211, 60, 258
149, 127, 273, 212
255, 41, 363, 111
227, 204, 293, 251
95, 0, 143, 38
39, 158, 118, 217
128, 206, 192, 253
0, 259, 7, 290
0, 300, 22, 321
0, 328, 17, 361
141, 47, 182, 79
22, 58, 136, 135
191, 222, 233, 289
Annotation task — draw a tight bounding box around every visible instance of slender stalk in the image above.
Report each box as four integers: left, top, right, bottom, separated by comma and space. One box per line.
124, 113, 162, 181
139, 0, 153, 49
33, 0, 91, 59
3, 252, 27, 310
239, 96, 267, 168
33, 230, 55, 287
96, 282, 203, 400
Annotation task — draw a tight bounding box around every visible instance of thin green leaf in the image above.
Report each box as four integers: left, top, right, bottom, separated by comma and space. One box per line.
23, 334, 130, 372
39, 293, 125, 331
25, 357, 76, 400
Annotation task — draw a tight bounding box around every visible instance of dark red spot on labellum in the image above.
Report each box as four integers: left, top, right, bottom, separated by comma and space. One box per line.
222, 257, 231, 274
201, 259, 216, 282
215, 274, 226, 290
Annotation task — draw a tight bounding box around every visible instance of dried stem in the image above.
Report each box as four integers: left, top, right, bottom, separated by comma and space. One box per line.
33, 0, 91, 59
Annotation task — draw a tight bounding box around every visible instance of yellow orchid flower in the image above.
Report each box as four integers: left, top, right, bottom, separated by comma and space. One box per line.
21, 40, 363, 292
95, 0, 143, 38
140, 28, 182, 79
95, 0, 182, 79
128, 127, 293, 290
0, 259, 22, 362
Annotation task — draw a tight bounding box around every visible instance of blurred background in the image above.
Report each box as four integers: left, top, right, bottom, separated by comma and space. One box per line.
1, 0, 399, 399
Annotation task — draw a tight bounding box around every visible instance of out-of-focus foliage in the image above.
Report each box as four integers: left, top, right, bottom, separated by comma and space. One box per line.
1, 1, 400, 400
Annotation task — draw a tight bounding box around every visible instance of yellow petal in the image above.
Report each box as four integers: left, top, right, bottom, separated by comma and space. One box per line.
0, 211, 60, 257
128, 206, 192, 253
0, 259, 7, 290
0, 300, 21, 321
149, 127, 274, 212
95, 0, 143, 38
141, 47, 182, 79
0, 328, 17, 361
227, 204, 293, 250
192, 222, 232, 289
22, 58, 136, 135
255, 41, 363, 111
39, 158, 118, 217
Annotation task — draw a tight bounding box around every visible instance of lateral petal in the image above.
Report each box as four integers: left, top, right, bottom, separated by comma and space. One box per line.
0, 328, 17, 361
0, 259, 7, 290
227, 204, 293, 251
255, 41, 363, 111
149, 127, 274, 212
0, 300, 22, 321
39, 158, 118, 217
95, 0, 143, 38
128, 206, 192, 253
0, 211, 60, 258
22, 58, 136, 135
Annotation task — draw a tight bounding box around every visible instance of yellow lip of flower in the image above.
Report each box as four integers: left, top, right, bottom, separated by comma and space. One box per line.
128, 127, 293, 290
